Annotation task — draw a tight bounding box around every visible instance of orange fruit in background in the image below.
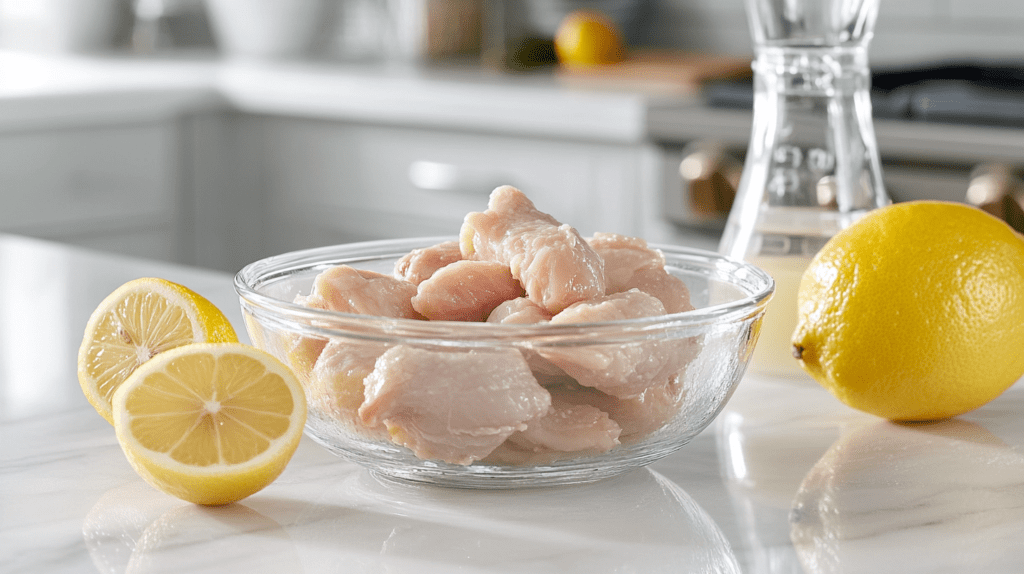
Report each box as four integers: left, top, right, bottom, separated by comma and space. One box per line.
792, 201, 1024, 421
554, 10, 626, 67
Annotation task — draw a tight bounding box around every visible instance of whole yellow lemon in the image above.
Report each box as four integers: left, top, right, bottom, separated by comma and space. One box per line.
554, 10, 625, 67
792, 201, 1024, 421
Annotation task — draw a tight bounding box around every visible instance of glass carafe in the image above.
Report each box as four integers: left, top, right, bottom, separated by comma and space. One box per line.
720, 0, 890, 379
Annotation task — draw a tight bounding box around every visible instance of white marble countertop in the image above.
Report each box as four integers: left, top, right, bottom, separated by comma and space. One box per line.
2, 233, 1023, 573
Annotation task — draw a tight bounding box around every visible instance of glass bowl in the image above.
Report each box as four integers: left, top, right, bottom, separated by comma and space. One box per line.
235, 237, 773, 488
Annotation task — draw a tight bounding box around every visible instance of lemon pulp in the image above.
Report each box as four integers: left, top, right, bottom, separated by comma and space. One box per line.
113, 343, 306, 505
78, 277, 237, 424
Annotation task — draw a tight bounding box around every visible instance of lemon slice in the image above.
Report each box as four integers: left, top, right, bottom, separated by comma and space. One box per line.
112, 343, 307, 505
78, 278, 238, 424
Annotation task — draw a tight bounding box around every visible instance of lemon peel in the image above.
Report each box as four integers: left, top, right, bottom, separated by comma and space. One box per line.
554, 10, 626, 67
792, 201, 1024, 421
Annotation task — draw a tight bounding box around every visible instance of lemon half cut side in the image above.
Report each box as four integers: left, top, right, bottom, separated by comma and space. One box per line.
112, 343, 307, 506
78, 277, 238, 424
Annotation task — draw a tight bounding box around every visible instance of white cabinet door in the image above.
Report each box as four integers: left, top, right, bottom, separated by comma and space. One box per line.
0, 122, 181, 261
179, 112, 267, 273
258, 118, 646, 255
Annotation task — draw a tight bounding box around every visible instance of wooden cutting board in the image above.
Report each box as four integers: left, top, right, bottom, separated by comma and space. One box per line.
556, 50, 753, 94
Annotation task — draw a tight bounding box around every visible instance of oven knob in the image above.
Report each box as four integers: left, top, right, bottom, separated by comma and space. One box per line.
678, 142, 742, 219
965, 163, 1024, 234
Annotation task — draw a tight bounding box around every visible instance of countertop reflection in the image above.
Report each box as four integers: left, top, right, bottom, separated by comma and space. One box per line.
704, 374, 1024, 574
84, 467, 740, 574
791, 418, 1024, 573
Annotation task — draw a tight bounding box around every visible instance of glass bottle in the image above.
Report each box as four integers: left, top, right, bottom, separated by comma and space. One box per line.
720, 0, 891, 379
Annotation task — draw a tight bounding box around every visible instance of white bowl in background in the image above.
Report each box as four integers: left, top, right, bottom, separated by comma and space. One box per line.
205, 0, 327, 59
0, 0, 121, 53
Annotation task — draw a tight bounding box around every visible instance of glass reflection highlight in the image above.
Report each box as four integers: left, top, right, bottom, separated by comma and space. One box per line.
790, 418, 1024, 574
84, 481, 300, 574
84, 467, 741, 574
287, 468, 742, 573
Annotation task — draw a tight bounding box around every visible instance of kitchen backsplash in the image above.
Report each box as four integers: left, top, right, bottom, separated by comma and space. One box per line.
646, 0, 1024, 65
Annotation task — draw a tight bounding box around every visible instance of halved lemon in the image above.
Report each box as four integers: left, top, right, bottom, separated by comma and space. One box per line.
78, 277, 238, 424
112, 343, 307, 505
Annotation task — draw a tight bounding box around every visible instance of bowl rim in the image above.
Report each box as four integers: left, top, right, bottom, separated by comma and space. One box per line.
234, 236, 775, 341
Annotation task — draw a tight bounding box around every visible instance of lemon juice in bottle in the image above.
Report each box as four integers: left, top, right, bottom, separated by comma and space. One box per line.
720, 0, 890, 379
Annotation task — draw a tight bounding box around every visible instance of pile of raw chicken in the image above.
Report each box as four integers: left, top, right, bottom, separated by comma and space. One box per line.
288, 186, 700, 466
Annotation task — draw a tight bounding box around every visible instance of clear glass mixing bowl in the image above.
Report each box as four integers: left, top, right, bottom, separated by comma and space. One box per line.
235, 237, 773, 488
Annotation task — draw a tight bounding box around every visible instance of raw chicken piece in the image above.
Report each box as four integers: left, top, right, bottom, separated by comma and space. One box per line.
485, 298, 567, 380
359, 346, 551, 465
294, 291, 326, 310
460, 186, 605, 314
624, 267, 695, 315
538, 290, 699, 399
307, 339, 390, 440
506, 396, 621, 453
302, 265, 422, 319
288, 266, 420, 385
551, 288, 664, 323
394, 240, 462, 285
549, 377, 686, 441
486, 297, 552, 324
587, 232, 663, 287
588, 232, 694, 314
483, 441, 564, 466
278, 294, 331, 381
281, 331, 328, 381
412, 260, 524, 321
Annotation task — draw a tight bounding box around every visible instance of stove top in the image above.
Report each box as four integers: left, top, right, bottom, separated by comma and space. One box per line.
703, 60, 1024, 128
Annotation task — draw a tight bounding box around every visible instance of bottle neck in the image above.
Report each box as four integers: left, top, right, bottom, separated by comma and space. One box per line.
718, 45, 889, 259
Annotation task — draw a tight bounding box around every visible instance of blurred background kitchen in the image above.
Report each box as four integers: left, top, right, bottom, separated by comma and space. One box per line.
0, 0, 1021, 274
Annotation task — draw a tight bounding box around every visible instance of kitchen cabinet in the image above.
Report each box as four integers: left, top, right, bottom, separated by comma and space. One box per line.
179, 111, 268, 274
0, 121, 183, 262
0, 57, 703, 273
254, 116, 657, 257
0, 109, 662, 276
